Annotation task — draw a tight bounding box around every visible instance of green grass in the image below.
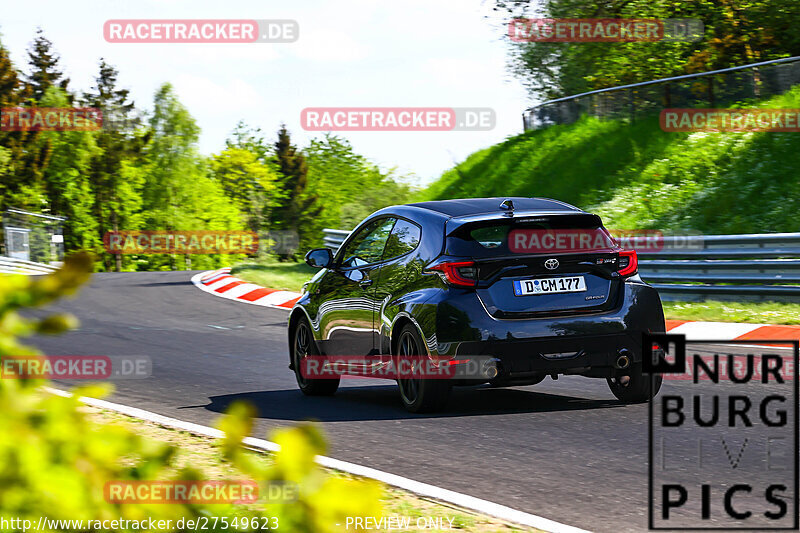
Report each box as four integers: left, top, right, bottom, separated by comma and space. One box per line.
231, 259, 318, 292
663, 300, 800, 325
419, 86, 800, 235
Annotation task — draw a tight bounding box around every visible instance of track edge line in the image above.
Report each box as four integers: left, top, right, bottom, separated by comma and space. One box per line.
43, 386, 591, 533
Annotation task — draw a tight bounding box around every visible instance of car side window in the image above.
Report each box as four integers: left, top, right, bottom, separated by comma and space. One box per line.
339, 217, 397, 268
383, 219, 421, 260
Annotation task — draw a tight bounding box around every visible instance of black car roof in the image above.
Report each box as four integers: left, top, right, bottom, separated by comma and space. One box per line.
406, 197, 581, 217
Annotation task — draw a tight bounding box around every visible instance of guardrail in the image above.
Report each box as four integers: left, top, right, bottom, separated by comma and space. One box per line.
0, 256, 60, 275
638, 233, 800, 301
323, 228, 800, 302
322, 229, 350, 252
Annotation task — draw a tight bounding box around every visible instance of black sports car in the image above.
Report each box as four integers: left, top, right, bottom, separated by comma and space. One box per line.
288, 197, 665, 412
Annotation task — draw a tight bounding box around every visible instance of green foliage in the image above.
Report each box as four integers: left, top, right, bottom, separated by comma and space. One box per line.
500, 0, 800, 98
83, 59, 146, 272
0, 42, 21, 108
134, 84, 246, 271
209, 147, 282, 234
226, 121, 273, 163
0, 254, 382, 531
304, 134, 415, 233
0, 37, 50, 215
0, 146, 9, 175
38, 87, 100, 253
421, 86, 800, 234
595, 86, 800, 233
0, 253, 92, 355
272, 125, 321, 257
139, 83, 202, 230
217, 406, 383, 532
25, 28, 70, 102
0, 31, 415, 269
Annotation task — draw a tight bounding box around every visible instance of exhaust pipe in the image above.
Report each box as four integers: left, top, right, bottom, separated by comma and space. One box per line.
614, 349, 631, 370
483, 358, 501, 379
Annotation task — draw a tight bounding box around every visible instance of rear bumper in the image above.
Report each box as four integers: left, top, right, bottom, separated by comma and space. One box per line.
454, 332, 641, 380
432, 278, 664, 378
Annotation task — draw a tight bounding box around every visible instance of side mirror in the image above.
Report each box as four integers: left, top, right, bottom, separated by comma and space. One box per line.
305, 248, 334, 269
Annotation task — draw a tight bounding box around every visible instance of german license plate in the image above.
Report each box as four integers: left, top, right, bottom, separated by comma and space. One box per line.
513, 276, 586, 296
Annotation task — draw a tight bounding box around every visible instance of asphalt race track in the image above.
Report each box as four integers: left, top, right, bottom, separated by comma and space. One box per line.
28, 271, 798, 533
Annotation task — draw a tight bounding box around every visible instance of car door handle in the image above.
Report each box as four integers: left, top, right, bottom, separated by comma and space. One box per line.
359, 279, 374, 288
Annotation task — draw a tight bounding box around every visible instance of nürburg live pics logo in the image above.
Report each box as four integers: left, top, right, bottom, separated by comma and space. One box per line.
646, 333, 799, 530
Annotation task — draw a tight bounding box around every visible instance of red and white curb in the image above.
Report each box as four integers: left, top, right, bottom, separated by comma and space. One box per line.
191, 268, 302, 310
666, 319, 800, 342
45, 386, 590, 533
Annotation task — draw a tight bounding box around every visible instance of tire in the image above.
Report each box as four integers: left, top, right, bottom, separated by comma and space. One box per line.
292, 318, 339, 396
395, 324, 451, 413
607, 363, 662, 403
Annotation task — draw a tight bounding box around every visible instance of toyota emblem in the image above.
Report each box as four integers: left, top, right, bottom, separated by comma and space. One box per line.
544, 258, 559, 270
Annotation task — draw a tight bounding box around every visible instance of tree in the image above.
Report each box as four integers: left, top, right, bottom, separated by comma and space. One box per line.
272, 125, 320, 257
26, 28, 69, 102
83, 59, 146, 271
226, 120, 272, 163
0, 37, 49, 217
210, 146, 281, 234
138, 83, 244, 270
304, 133, 414, 233
0, 38, 21, 107
0, 39, 25, 208
37, 87, 99, 253
498, 0, 800, 99
140, 83, 201, 232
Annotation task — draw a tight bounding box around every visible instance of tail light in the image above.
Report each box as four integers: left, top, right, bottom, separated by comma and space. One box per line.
618, 250, 638, 277
426, 261, 477, 287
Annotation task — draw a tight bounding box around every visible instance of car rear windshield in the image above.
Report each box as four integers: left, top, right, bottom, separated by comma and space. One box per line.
445, 213, 619, 257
